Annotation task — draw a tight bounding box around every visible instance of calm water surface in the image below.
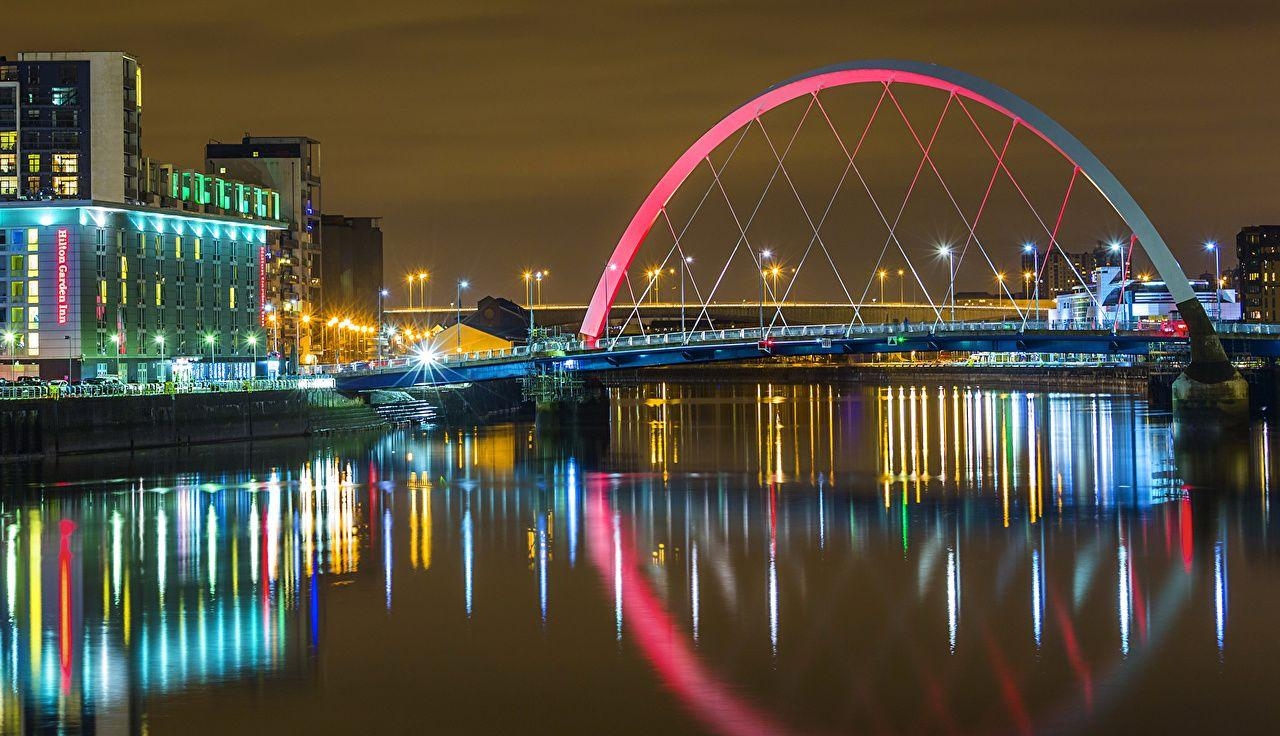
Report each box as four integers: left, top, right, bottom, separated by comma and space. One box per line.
1, 381, 1278, 734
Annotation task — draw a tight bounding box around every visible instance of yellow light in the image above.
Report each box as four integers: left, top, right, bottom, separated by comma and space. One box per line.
302, 314, 311, 324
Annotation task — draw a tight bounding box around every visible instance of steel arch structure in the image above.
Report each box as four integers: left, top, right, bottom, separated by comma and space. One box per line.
579, 59, 1229, 378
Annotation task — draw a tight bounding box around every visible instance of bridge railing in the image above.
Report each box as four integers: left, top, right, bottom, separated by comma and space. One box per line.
0, 377, 330, 402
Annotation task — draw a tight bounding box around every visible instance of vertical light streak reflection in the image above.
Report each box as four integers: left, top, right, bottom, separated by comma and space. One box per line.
946, 544, 959, 654
768, 489, 779, 658
157, 507, 167, 606
1118, 536, 1131, 657
537, 513, 548, 624
207, 504, 217, 597
1031, 548, 1044, 649
463, 496, 474, 618
383, 506, 393, 611
110, 511, 122, 606
613, 511, 623, 641
690, 541, 700, 643
567, 458, 579, 567
58, 520, 74, 692
6, 523, 17, 620
1214, 540, 1228, 654
29, 510, 41, 683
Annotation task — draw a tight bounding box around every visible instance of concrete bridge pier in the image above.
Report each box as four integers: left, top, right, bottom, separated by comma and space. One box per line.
1173, 299, 1249, 426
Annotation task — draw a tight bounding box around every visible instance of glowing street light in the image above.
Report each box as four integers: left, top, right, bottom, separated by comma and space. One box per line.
680, 255, 694, 334
938, 246, 955, 322
456, 279, 469, 353
1205, 241, 1221, 321
246, 333, 259, 378
878, 268, 888, 304
418, 271, 429, 313
759, 250, 773, 331
897, 268, 905, 303
1, 330, 14, 357
204, 333, 217, 364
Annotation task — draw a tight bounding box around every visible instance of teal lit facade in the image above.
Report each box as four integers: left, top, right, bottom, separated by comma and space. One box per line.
0, 200, 284, 380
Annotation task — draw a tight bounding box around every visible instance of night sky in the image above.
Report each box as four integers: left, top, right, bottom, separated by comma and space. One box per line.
10, 0, 1280, 307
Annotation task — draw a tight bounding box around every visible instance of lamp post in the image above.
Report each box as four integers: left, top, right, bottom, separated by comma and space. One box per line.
523, 271, 535, 341
535, 270, 545, 306
1022, 244, 1040, 323
246, 333, 259, 379
204, 334, 216, 380
939, 246, 955, 322
1205, 241, 1220, 321
154, 334, 166, 381
64, 335, 72, 382
878, 269, 887, 305
1, 331, 13, 358
897, 268, 905, 304
377, 289, 388, 360
681, 256, 693, 334
418, 272, 429, 314
759, 249, 772, 331
405, 274, 416, 310
996, 273, 1006, 310
456, 280, 469, 353
1109, 241, 1128, 327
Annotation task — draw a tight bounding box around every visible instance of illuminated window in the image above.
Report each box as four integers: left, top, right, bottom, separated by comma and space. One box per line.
27, 332, 37, 356
26, 229, 36, 249
174, 236, 182, 259
155, 283, 162, 306
9, 255, 22, 272
50, 87, 78, 106
229, 287, 236, 309
25, 153, 39, 172
0, 154, 13, 174
0, 132, 15, 152
52, 176, 78, 196
51, 153, 78, 173
9, 281, 22, 298
194, 238, 201, 260
120, 256, 128, 279
26, 281, 36, 304
0, 177, 15, 195
9, 307, 21, 324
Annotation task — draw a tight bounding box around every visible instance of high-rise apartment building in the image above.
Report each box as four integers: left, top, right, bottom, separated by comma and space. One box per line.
1237, 225, 1280, 323
0, 52, 143, 203
206, 136, 321, 363
319, 214, 383, 348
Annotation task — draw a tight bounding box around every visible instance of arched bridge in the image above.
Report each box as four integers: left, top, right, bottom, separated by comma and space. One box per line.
337, 60, 1250, 403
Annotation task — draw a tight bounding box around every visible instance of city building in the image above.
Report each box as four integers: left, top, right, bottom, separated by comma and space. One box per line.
0, 200, 283, 380
206, 136, 322, 363
319, 214, 383, 341
1050, 266, 1239, 326
1021, 242, 1118, 298
0, 52, 143, 203
1237, 225, 1280, 322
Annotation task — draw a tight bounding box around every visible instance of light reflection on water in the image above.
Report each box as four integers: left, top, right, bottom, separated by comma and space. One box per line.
0, 381, 1277, 734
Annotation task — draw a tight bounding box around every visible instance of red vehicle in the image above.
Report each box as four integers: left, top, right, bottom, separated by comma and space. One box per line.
1157, 319, 1188, 338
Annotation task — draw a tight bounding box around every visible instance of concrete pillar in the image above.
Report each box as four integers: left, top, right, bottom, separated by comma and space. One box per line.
1172, 298, 1248, 425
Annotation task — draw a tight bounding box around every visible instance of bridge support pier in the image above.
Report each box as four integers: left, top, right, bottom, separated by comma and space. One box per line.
1173, 299, 1248, 426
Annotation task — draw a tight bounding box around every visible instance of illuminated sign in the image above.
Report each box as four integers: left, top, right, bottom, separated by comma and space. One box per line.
56, 228, 70, 325
258, 246, 267, 326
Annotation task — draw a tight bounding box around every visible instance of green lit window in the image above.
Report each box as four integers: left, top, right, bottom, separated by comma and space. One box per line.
25, 153, 39, 172
174, 236, 182, 259
155, 283, 162, 307
9, 308, 22, 324
9, 281, 22, 298
9, 255, 21, 272
120, 256, 128, 279
194, 238, 201, 260
229, 287, 236, 309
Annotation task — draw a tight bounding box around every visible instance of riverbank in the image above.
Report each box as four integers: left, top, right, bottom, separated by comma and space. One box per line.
0, 388, 393, 461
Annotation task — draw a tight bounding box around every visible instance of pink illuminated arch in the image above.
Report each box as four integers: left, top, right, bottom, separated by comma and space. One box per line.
579, 59, 1195, 341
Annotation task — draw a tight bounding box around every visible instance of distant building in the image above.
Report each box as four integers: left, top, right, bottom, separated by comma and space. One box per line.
206, 136, 322, 362
1018, 244, 1100, 296
0, 52, 143, 203
319, 214, 383, 331
1237, 225, 1280, 322
1051, 267, 1239, 326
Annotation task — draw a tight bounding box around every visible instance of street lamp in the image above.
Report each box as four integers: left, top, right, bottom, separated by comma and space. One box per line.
246, 333, 260, 379
759, 249, 772, 331
897, 268, 905, 304
405, 273, 416, 310
1205, 241, 1220, 321
938, 246, 955, 322
680, 255, 693, 334
377, 289, 389, 359
535, 270, 546, 306
154, 334, 166, 381
456, 280, 469, 353
1022, 243, 1040, 323
1, 331, 13, 357
1109, 241, 1129, 327
523, 271, 536, 341
204, 333, 217, 373
418, 272, 429, 313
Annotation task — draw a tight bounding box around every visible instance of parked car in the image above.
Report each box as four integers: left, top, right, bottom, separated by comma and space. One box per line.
83, 376, 125, 386
15, 376, 42, 386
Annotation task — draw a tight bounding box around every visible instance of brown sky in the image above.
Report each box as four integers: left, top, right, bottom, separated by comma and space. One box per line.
9, 0, 1280, 306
